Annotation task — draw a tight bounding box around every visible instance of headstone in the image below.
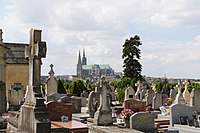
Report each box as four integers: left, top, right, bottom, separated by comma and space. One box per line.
152, 92, 163, 110
8, 83, 25, 111
161, 77, 169, 106
46, 64, 57, 96
94, 77, 113, 126
183, 80, 190, 104
170, 89, 176, 100
46, 101, 72, 121
140, 89, 146, 101
0, 81, 6, 115
18, 29, 50, 133
124, 99, 146, 112
88, 90, 100, 118
125, 86, 135, 100
81, 91, 88, 107
47, 92, 66, 102
68, 96, 82, 113
175, 80, 185, 104
190, 89, 200, 113
170, 104, 195, 127
145, 89, 154, 106
130, 112, 155, 132
110, 85, 116, 101
135, 81, 142, 100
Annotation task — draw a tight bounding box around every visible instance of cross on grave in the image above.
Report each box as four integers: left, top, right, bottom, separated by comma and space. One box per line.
25, 29, 46, 87
24, 29, 47, 105
18, 29, 50, 133
183, 79, 190, 104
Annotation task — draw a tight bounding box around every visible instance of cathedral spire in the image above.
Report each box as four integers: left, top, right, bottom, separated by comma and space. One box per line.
77, 50, 82, 77
82, 48, 87, 65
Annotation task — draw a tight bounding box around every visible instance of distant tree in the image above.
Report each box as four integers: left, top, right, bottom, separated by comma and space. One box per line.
122, 35, 142, 81
70, 80, 87, 96
57, 79, 66, 94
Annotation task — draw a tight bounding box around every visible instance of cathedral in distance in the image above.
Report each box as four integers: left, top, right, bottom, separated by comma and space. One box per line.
76, 49, 115, 79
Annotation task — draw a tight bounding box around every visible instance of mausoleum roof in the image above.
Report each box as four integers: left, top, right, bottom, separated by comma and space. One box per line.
4, 42, 29, 64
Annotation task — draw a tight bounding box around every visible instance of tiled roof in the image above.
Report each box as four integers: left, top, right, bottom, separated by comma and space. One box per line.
4, 42, 29, 64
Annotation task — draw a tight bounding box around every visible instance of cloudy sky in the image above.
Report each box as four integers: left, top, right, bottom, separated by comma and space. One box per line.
1, 0, 200, 79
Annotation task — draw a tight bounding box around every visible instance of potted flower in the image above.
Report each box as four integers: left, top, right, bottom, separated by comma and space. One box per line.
120, 108, 134, 127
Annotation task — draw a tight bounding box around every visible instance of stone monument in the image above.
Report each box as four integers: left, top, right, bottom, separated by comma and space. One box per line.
18, 29, 50, 133
124, 86, 135, 100
8, 83, 25, 111
183, 79, 190, 104
135, 81, 142, 100
190, 89, 200, 113
94, 77, 113, 126
174, 80, 185, 104
46, 64, 57, 96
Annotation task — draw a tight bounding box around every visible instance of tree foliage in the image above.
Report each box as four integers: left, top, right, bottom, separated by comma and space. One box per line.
122, 35, 143, 81
57, 79, 66, 94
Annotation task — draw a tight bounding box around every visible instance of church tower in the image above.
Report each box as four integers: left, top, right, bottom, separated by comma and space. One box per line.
77, 50, 82, 77
82, 49, 87, 65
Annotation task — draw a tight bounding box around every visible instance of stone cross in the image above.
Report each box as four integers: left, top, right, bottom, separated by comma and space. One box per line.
183, 79, 190, 104
175, 80, 185, 104
94, 77, 112, 126
135, 81, 142, 100
19, 29, 50, 133
25, 29, 46, 87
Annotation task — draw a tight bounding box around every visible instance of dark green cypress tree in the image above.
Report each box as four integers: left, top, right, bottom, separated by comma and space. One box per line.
122, 35, 143, 81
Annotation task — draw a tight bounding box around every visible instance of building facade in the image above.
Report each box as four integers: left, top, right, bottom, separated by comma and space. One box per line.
76, 50, 115, 79
0, 29, 29, 96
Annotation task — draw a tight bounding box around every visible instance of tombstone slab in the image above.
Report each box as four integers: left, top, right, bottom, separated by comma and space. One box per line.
152, 92, 162, 110
170, 104, 195, 127
125, 86, 135, 100
124, 99, 146, 112
46, 64, 57, 96
130, 112, 155, 132
183, 80, 190, 104
190, 89, 200, 113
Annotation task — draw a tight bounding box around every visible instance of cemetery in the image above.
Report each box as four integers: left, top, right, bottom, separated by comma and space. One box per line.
1, 29, 200, 133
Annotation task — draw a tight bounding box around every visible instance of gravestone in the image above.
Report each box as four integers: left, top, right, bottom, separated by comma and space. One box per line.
135, 81, 142, 100
125, 86, 135, 100
190, 89, 200, 113
145, 89, 154, 106
124, 99, 146, 112
152, 92, 163, 110
81, 91, 88, 107
69, 96, 82, 113
175, 80, 185, 104
18, 29, 50, 133
170, 89, 176, 100
130, 112, 155, 132
110, 85, 116, 101
183, 80, 190, 104
94, 77, 113, 126
46, 101, 72, 121
8, 83, 25, 111
88, 90, 100, 118
0, 81, 6, 115
140, 89, 146, 101
170, 104, 195, 127
46, 64, 57, 96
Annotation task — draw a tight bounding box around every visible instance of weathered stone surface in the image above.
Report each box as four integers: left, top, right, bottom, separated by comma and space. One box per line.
135, 81, 142, 100
88, 90, 100, 118
130, 112, 155, 132
145, 89, 154, 106
46, 101, 72, 121
175, 80, 185, 104
46, 64, 57, 96
124, 99, 146, 112
18, 29, 50, 133
0, 81, 6, 115
94, 77, 112, 126
170, 104, 195, 127
170, 89, 176, 100
183, 80, 190, 104
8, 83, 25, 111
152, 92, 163, 110
125, 86, 135, 100
190, 89, 200, 113
69, 96, 82, 113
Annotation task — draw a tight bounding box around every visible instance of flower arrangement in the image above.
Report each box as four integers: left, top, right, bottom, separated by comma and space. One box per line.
165, 98, 174, 106
120, 108, 134, 121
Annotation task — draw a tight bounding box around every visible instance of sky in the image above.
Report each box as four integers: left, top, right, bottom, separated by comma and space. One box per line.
1, 0, 200, 79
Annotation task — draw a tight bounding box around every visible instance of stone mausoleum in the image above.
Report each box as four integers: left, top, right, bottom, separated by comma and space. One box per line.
0, 29, 29, 96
